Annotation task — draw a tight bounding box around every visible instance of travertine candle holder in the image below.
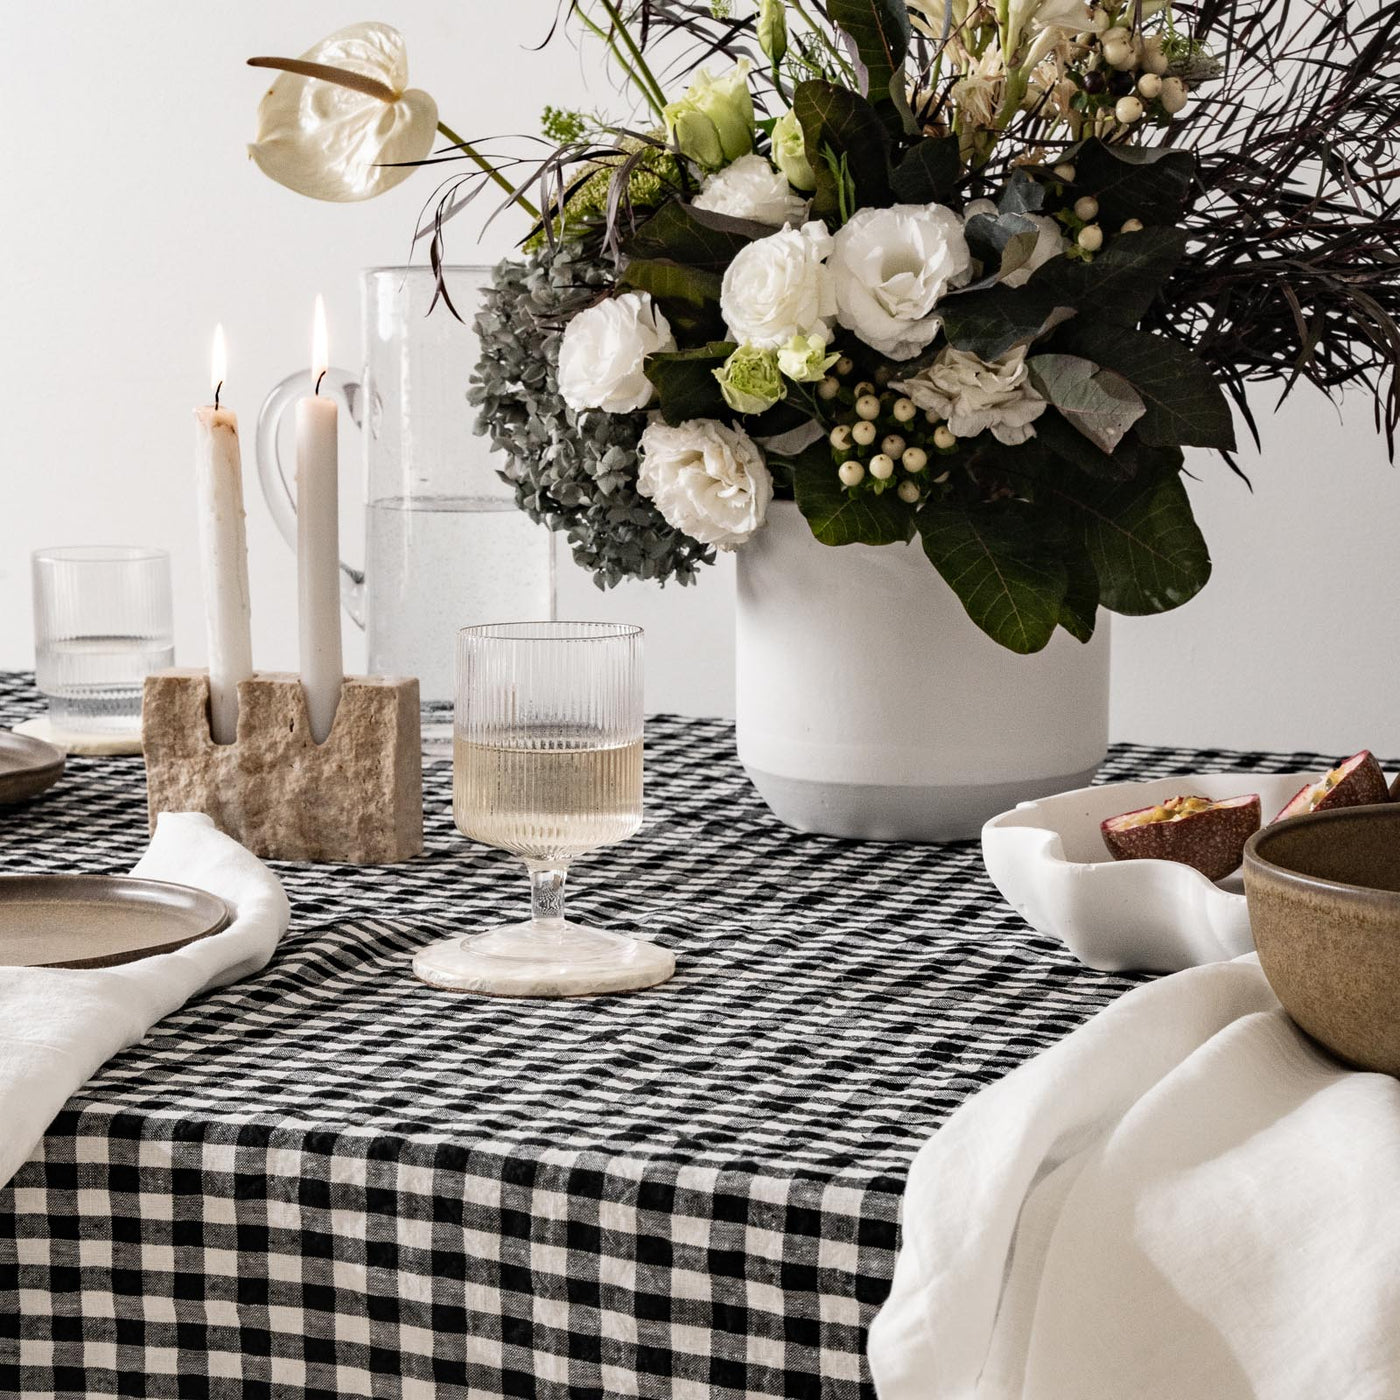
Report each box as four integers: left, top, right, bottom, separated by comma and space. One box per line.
142, 669, 423, 863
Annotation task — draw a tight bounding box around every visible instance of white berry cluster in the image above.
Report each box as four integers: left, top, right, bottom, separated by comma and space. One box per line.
819, 358, 958, 506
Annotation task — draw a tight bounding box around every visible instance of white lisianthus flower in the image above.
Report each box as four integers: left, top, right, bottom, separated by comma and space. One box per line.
720, 220, 837, 350
556, 293, 676, 414
637, 419, 773, 550
693, 154, 809, 228
998, 213, 1068, 287
893, 345, 1048, 445
776, 333, 840, 383
830, 204, 972, 360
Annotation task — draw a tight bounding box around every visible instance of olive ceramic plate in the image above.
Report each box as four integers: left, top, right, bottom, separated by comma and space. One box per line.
0, 730, 65, 804
0, 875, 232, 969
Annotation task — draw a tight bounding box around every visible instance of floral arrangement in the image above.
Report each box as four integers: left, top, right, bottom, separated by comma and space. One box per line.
248, 3, 1400, 653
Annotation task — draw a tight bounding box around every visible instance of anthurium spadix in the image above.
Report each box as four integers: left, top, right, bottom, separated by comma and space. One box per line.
248, 22, 437, 201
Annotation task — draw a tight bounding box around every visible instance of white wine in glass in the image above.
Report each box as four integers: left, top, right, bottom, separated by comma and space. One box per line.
454, 734, 644, 861
413, 622, 673, 997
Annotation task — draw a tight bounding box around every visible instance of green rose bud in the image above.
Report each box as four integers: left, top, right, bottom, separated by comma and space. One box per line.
776, 334, 839, 384
770, 107, 816, 192
714, 343, 786, 414
663, 60, 755, 170
758, 0, 788, 66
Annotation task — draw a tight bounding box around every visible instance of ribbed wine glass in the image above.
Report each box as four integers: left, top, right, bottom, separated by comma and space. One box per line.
412, 622, 675, 996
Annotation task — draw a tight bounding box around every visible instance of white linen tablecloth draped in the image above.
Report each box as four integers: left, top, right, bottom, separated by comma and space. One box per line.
0, 811, 289, 1189
868, 956, 1400, 1400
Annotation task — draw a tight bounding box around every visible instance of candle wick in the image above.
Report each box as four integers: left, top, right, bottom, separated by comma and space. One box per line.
315, 370, 327, 397
214, 380, 223, 411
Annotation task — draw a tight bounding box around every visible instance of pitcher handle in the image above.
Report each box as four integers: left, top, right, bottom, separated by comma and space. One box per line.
255, 368, 367, 628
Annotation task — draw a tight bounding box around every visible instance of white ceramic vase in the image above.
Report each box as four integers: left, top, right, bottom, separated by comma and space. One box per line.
734, 502, 1111, 841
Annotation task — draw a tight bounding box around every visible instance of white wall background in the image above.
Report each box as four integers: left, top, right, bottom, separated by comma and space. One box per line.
2, 2, 1397, 752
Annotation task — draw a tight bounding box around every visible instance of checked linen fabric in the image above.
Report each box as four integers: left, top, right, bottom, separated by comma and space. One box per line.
0, 671, 1340, 1399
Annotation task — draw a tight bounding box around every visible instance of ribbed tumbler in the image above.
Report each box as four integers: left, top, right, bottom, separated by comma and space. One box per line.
32, 546, 173, 733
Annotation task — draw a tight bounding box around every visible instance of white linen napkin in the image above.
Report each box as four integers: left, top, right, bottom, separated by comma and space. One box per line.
868, 956, 1400, 1400
0, 811, 289, 1189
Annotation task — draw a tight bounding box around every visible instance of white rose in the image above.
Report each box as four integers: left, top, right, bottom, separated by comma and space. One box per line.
893, 344, 1048, 445
831, 204, 972, 360
720, 220, 836, 350
637, 418, 773, 550
556, 292, 676, 413
998, 213, 1068, 288
693, 153, 809, 228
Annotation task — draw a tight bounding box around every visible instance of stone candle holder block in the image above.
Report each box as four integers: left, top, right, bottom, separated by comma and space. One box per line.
142, 669, 423, 863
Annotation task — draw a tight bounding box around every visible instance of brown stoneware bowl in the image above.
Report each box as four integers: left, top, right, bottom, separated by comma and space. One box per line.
1244, 804, 1400, 1075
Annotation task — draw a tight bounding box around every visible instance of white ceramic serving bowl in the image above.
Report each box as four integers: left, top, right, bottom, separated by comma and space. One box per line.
981, 771, 1357, 973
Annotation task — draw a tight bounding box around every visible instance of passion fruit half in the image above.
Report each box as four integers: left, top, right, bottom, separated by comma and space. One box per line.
1101, 792, 1261, 881
1274, 750, 1389, 823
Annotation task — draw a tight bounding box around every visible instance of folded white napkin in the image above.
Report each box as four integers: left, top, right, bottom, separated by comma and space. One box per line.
869, 956, 1400, 1400
0, 812, 289, 1189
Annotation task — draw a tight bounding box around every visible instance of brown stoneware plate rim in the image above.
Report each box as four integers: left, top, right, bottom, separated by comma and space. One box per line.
1243, 803, 1400, 904
0, 874, 233, 968
0, 730, 66, 804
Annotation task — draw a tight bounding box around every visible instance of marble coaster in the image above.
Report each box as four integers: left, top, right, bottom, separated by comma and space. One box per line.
12, 716, 143, 757
412, 925, 676, 998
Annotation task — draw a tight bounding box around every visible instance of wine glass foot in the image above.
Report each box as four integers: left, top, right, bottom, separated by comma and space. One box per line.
412, 921, 675, 998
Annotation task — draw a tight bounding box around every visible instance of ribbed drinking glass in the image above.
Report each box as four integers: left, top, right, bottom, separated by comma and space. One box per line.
32, 546, 174, 733
412, 622, 675, 997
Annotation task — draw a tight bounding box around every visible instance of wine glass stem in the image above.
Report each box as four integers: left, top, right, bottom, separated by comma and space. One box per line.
527, 861, 570, 934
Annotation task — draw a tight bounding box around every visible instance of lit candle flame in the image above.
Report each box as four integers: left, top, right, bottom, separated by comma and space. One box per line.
210, 323, 227, 399
311, 294, 328, 386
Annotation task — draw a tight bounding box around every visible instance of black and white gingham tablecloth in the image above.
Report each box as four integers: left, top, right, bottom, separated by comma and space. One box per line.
0, 671, 1344, 1398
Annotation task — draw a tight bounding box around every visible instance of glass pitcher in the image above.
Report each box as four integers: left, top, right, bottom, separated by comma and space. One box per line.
256, 266, 556, 754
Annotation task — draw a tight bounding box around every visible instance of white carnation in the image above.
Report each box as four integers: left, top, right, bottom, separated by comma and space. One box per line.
893, 344, 1048, 445
720, 220, 836, 350
692, 153, 809, 227
830, 203, 972, 360
637, 418, 773, 550
556, 292, 676, 414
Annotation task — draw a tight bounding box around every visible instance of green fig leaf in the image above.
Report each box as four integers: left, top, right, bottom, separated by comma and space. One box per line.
890, 136, 960, 204
938, 286, 1078, 360
917, 502, 1067, 654
1060, 324, 1236, 450
643, 342, 735, 425
1029, 225, 1186, 327
791, 445, 911, 545
624, 201, 769, 270
794, 79, 892, 222
1046, 460, 1212, 614
1071, 139, 1196, 229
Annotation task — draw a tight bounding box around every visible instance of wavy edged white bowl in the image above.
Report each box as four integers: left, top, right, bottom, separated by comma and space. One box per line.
981, 771, 1352, 973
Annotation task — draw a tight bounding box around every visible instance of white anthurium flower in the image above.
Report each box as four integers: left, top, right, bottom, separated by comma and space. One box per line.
556, 293, 676, 414
893, 345, 1048, 445
637, 419, 773, 550
720, 221, 837, 350
830, 204, 972, 361
248, 22, 438, 202
692, 154, 809, 228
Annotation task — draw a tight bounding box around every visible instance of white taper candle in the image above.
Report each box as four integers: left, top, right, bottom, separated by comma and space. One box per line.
194, 324, 253, 745
297, 295, 343, 743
